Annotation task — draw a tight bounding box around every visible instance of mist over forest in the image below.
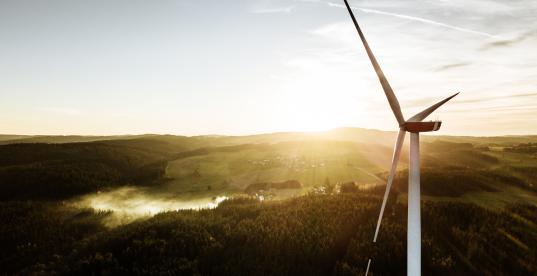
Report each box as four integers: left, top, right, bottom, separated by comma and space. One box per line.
1, 128, 537, 275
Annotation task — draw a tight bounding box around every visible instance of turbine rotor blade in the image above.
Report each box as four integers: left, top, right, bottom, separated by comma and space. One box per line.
373, 129, 406, 242
343, 0, 405, 126
407, 92, 459, 122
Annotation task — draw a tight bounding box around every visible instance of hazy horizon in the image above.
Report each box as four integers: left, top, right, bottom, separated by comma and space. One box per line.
3, 125, 537, 138
2, 0, 537, 136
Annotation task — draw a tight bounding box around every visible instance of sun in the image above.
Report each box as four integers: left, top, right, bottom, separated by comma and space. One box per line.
271, 78, 370, 132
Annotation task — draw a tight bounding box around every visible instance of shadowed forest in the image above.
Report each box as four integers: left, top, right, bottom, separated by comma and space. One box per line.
1, 128, 537, 275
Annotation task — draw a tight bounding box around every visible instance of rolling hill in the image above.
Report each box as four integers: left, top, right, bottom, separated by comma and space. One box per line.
2, 128, 537, 205
1, 128, 537, 274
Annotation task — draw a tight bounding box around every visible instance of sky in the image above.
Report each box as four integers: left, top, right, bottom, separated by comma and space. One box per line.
1, 0, 536, 136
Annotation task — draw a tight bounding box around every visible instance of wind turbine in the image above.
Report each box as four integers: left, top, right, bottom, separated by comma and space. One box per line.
341, 1, 459, 275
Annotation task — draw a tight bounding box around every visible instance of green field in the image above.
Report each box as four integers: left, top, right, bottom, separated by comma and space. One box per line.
162, 141, 386, 195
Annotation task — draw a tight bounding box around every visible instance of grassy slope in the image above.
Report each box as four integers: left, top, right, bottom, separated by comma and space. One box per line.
156, 136, 537, 209
162, 141, 389, 196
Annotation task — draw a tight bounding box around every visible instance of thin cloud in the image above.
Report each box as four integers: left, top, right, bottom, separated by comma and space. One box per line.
454, 104, 537, 113
456, 92, 537, 104
434, 62, 471, 72
252, 6, 295, 14
327, 2, 497, 38
481, 29, 537, 50
407, 92, 537, 108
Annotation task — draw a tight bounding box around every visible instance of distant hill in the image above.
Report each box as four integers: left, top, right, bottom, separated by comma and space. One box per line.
426, 134, 537, 146
3, 128, 537, 148
0, 135, 31, 142
209, 128, 397, 146
0, 134, 153, 145
1, 128, 537, 205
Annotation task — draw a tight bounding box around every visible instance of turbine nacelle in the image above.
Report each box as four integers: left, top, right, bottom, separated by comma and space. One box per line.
399, 91, 460, 132
403, 121, 442, 133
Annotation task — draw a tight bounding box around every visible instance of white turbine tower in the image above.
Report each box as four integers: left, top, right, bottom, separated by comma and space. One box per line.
341, 1, 459, 275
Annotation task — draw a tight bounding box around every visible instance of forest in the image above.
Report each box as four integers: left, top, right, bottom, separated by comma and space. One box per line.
1, 129, 536, 275
2, 194, 536, 275
0, 142, 168, 200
